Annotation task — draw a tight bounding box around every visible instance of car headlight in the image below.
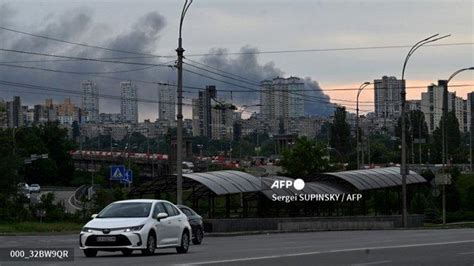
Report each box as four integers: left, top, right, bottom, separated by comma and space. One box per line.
124, 225, 144, 232
81, 227, 93, 233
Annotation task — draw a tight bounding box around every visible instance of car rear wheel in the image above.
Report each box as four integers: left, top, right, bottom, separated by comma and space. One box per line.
176, 231, 190, 253
122, 249, 133, 256
83, 249, 97, 257
192, 228, 203, 245
141, 233, 156, 256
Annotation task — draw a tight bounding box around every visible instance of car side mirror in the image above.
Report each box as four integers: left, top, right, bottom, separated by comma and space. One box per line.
91, 214, 98, 219
156, 212, 168, 221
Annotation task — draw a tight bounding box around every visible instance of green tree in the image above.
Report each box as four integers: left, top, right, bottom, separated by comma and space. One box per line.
431, 111, 461, 163
280, 137, 329, 178
329, 106, 351, 162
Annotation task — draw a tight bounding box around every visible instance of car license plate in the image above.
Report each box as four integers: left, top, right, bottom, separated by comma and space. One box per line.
97, 236, 116, 242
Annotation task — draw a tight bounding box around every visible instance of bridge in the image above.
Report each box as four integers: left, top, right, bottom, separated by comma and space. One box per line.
71, 150, 171, 178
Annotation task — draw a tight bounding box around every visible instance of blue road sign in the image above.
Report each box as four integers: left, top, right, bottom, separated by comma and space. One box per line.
110, 165, 126, 180
125, 169, 133, 183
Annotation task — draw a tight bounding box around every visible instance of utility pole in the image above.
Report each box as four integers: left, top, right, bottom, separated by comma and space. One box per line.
441, 66, 474, 224
400, 34, 449, 227
176, 0, 193, 205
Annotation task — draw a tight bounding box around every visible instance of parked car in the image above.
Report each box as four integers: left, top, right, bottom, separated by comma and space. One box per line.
29, 184, 41, 193
177, 205, 204, 245
80, 199, 192, 257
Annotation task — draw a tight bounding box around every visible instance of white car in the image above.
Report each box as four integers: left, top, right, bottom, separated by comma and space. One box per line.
80, 199, 192, 257
29, 184, 41, 193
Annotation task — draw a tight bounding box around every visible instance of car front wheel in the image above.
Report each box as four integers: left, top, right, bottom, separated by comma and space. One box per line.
83, 249, 97, 257
176, 231, 190, 254
192, 228, 203, 245
142, 232, 156, 256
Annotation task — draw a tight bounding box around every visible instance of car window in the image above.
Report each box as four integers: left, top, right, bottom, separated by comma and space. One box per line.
180, 208, 191, 217
163, 202, 179, 217
152, 202, 166, 217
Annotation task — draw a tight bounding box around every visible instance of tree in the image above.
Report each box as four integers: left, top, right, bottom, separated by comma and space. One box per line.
329, 106, 351, 161
280, 137, 329, 178
431, 111, 461, 163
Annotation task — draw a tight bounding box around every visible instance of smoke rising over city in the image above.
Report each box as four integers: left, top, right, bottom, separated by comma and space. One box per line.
0, 6, 334, 120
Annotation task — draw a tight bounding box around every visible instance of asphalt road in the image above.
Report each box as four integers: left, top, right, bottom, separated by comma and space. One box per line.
1, 229, 474, 265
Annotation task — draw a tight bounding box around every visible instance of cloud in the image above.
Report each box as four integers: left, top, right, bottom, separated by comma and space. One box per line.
0, 7, 334, 120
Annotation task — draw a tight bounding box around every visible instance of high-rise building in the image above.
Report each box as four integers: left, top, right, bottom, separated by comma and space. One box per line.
0, 98, 6, 128
192, 85, 216, 138
81, 80, 99, 123
421, 80, 457, 133
6, 96, 23, 128
211, 103, 235, 140
467, 92, 474, 132
374, 76, 404, 119
120, 81, 138, 124
57, 98, 81, 125
260, 77, 305, 120
158, 84, 176, 121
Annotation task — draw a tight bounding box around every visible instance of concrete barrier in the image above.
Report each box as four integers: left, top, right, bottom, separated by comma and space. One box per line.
204, 215, 424, 233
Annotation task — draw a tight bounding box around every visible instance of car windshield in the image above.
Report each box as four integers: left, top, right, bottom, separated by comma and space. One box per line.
97, 202, 152, 218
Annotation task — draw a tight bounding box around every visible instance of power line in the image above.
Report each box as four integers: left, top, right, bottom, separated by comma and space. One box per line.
185, 42, 474, 57
0, 79, 194, 106
0, 63, 161, 75
0, 48, 172, 67
183, 61, 260, 86
184, 58, 261, 84
2, 25, 471, 59
0, 26, 172, 58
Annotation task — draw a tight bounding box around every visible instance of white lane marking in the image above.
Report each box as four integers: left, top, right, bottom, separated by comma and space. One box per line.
352, 260, 391, 266
184, 239, 474, 265
458, 251, 474, 255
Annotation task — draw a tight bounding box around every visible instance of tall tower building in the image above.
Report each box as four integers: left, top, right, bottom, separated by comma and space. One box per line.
374, 76, 404, 119
259, 77, 305, 120
158, 84, 176, 121
81, 80, 99, 123
6, 96, 23, 128
421, 80, 456, 133
120, 81, 138, 124
192, 85, 216, 138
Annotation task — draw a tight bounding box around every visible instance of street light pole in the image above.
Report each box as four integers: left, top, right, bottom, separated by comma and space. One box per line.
356, 82, 370, 170
400, 33, 450, 227
440, 66, 474, 224
176, 0, 193, 205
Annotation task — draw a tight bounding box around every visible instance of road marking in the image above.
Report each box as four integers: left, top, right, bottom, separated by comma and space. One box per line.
352, 260, 391, 266
458, 251, 474, 255
184, 239, 474, 265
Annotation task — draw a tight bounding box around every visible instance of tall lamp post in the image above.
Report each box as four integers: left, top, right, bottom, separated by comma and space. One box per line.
439, 66, 474, 225
444, 67, 474, 168
176, 0, 193, 205
356, 82, 370, 169
400, 33, 450, 227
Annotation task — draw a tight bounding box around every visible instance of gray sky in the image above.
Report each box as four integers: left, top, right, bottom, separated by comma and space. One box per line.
0, 0, 472, 120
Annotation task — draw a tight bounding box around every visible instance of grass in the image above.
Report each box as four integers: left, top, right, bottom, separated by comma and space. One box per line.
0, 222, 84, 234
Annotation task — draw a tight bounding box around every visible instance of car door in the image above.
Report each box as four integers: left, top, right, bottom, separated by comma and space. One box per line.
162, 202, 182, 245
152, 202, 174, 246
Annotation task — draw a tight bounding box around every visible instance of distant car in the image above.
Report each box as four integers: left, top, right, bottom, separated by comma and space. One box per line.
29, 184, 41, 193
80, 199, 192, 257
177, 205, 204, 245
